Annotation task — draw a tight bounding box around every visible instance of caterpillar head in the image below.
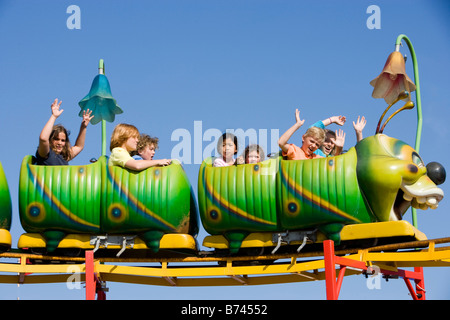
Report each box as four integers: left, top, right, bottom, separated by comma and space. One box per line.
356, 134, 444, 222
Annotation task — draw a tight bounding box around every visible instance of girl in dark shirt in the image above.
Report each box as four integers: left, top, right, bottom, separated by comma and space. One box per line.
35, 98, 93, 165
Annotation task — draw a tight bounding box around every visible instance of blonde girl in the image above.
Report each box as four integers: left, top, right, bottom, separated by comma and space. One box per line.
108, 124, 170, 170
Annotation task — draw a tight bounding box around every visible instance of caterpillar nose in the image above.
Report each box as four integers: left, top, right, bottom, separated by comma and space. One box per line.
426, 162, 446, 185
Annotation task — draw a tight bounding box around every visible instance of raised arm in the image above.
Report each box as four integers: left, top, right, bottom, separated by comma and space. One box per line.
37, 99, 63, 158
352, 116, 366, 143
70, 109, 94, 159
278, 108, 305, 153
321, 115, 346, 127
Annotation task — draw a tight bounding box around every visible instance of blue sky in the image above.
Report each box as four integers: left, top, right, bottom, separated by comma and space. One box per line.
0, 0, 449, 300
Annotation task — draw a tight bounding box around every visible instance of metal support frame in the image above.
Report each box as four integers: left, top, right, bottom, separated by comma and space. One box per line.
382, 267, 425, 300
323, 240, 366, 300
323, 240, 427, 300
1, 237, 448, 300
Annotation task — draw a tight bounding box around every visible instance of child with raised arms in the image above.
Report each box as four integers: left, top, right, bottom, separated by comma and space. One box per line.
278, 108, 325, 160
36, 98, 93, 165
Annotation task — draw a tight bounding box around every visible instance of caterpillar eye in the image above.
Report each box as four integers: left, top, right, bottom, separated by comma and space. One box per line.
412, 152, 424, 168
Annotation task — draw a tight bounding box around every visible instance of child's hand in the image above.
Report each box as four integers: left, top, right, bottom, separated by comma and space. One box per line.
51, 99, 63, 118
81, 109, 94, 127
332, 115, 346, 126
158, 159, 172, 166
295, 108, 305, 127
353, 115, 366, 133
331, 129, 346, 148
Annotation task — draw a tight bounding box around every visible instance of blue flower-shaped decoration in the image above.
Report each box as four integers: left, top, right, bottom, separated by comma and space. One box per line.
78, 74, 123, 125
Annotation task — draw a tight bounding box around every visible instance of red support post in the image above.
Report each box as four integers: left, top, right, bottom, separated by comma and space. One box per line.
335, 266, 347, 298
85, 250, 96, 300
95, 274, 107, 300
413, 267, 426, 300
323, 240, 339, 300
323, 240, 368, 300
403, 277, 418, 300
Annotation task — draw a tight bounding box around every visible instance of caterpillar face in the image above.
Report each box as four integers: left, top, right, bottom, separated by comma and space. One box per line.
356, 134, 444, 222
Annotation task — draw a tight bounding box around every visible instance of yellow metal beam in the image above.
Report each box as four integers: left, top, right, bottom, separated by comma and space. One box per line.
93, 259, 325, 278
